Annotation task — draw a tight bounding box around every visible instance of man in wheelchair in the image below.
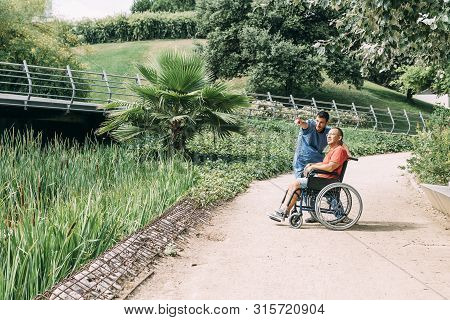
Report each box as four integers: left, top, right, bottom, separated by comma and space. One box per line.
269, 127, 348, 223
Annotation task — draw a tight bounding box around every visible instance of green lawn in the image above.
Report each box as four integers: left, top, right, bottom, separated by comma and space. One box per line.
74, 39, 205, 76
73, 39, 435, 115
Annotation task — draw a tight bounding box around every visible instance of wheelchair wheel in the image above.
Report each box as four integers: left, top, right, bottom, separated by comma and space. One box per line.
314, 182, 362, 231
289, 214, 303, 229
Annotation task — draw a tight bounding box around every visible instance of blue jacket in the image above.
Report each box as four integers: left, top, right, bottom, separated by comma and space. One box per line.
293, 119, 330, 178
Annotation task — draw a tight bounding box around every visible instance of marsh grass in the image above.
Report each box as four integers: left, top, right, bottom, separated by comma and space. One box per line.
0, 132, 196, 299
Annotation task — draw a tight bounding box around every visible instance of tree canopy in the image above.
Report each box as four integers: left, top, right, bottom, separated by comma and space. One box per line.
197, 0, 363, 95
0, 0, 81, 67
131, 0, 195, 13
313, 0, 449, 94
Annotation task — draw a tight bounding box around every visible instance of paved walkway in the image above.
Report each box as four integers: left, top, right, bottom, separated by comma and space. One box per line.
130, 153, 450, 299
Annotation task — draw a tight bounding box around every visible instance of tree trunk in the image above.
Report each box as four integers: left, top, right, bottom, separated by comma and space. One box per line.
171, 121, 186, 153
406, 88, 413, 100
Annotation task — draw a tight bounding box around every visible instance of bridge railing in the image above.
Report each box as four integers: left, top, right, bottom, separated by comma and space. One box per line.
0, 61, 430, 134
0, 61, 145, 106
248, 92, 429, 135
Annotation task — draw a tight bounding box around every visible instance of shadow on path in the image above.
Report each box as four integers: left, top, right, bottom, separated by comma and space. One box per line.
270, 220, 423, 232
350, 221, 424, 232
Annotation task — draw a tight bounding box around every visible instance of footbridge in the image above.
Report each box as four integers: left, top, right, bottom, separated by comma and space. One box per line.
0, 61, 141, 141
0, 60, 429, 140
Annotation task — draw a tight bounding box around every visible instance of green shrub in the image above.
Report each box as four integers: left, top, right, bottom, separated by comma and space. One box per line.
407, 108, 450, 185
0, 1, 87, 98
391, 65, 434, 99
131, 0, 195, 13
188, 118, 296, 205
343, 128, 413, 156
73, 11, 198, 44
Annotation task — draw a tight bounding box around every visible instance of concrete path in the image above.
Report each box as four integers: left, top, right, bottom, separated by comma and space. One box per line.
130, 153, 450, 300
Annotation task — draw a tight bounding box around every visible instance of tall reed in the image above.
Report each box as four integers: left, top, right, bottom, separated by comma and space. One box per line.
0, 132, 196, 299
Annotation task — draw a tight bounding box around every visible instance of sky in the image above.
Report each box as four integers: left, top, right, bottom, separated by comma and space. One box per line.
52, 0, 135, 20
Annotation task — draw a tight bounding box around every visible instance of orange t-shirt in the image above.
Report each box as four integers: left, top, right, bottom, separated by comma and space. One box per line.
317, 145, 349, 178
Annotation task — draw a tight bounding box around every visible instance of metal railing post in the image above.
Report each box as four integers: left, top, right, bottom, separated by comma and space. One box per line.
403, 109, 411, 135
22, 60, 32, 110
351, 103, 359, 129
311, 97, 318, 117
369, 105, 378, 131
102, 70, 112, 102
387, 107, 395, 133
332, 100, 340, 126
267, 92, 275, 117
289, 94, 298, 110
419, 112, 426, 130
66, 65, 76, 113
136, 73, 142, 86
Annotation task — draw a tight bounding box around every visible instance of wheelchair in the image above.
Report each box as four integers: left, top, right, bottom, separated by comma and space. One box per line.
284, 157, 363, 231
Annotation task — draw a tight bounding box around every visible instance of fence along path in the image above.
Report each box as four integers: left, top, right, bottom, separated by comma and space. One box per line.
0, 60, 428, 135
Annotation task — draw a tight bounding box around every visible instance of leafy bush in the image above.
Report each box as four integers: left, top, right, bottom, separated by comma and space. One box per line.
407, 108, 450, 185
391, 65, 434, 99
188, 118, 296, 205
0, 1, 87, 97
73, 11, 197, 44
343, 129, 413, 156
131, 0, 195, 13
241, 27, 324, 95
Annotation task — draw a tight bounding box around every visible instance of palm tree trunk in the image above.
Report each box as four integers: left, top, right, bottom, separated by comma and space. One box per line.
171, 121, 186, 153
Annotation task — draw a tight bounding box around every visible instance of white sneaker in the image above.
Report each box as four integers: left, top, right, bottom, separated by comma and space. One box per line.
268, 209, 286, 222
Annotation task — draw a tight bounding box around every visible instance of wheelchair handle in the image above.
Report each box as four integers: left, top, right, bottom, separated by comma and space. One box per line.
348, 157, 358, 161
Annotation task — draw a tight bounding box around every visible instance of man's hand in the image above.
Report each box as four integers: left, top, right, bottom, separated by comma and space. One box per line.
294, 117, 304, 125
294, 117, 308, 129
304, 163, 314, 175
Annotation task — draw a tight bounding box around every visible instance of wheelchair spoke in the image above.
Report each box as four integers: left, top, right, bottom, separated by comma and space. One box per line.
314, 183, 363, 231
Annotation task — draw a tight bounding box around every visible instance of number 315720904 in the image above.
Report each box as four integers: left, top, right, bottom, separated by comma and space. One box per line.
253, 303, 324, 315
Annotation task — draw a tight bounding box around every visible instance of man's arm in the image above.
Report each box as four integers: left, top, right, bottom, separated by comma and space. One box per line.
305, 148, 348, 175
294, 117, 309, 129
305, 161, 340, 174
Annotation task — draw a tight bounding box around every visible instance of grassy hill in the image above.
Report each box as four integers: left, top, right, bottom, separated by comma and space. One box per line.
73, 39, 435, 115
73, 39, 205, 76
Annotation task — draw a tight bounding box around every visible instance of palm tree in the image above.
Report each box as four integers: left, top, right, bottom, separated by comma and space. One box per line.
97, 50, 249, 153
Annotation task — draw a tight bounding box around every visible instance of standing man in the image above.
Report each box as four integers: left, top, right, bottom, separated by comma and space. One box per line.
287, 110, 331, 223
293, 111, 331, 179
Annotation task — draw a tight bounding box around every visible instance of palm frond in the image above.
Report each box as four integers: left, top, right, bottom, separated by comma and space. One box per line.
109, 124, 145, 142
198, 110, 245, 138
96, 103, 145, 135
97, 100, 130, 110
170, 114, 196, 127
136, 64, 158, 85
130, 84, 160, 106
157, 50, 209, 93
200, 84, 250, 112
